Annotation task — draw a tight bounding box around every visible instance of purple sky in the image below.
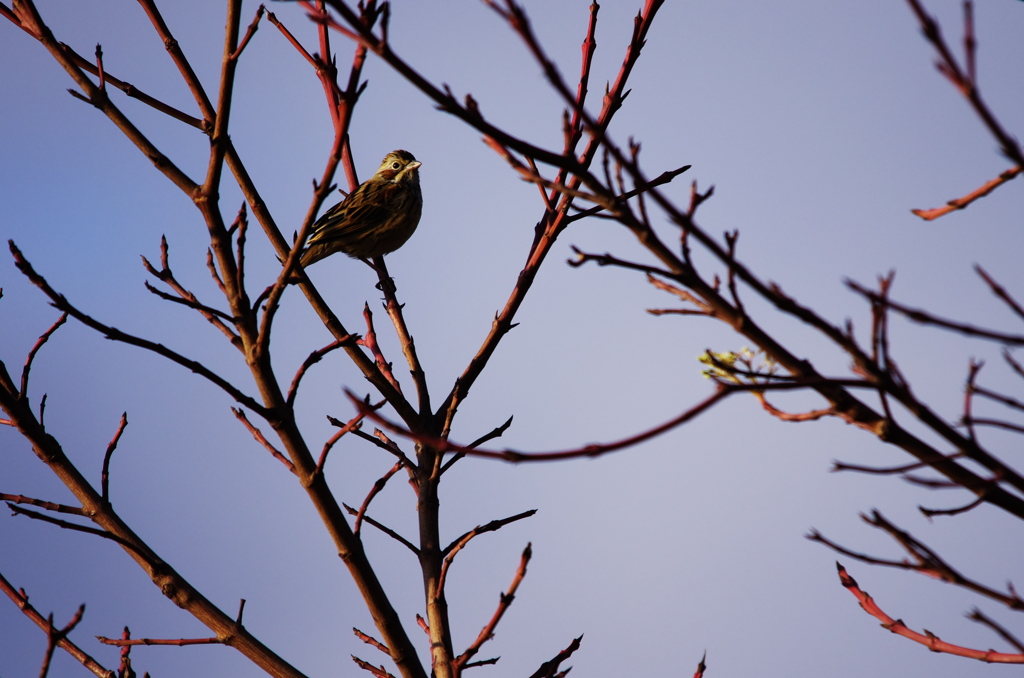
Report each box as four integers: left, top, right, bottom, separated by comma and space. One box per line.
2, 1, 1024, 676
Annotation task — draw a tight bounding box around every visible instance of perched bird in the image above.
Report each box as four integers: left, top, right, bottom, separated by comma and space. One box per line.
300, 150, 423, 267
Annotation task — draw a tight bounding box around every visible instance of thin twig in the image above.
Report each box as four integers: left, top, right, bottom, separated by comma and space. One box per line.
349, 385, 734, 463
100, 413, 128, 502
0, 570, 112, 678
0, 494, 83, 515
354, 460, 404, 536
287, 338, 351, 407
912, 166, 1021, 221
341, 503, 418, 554
230, 5, 265, 61
454, 544, 532, 671
439, 510, 536, 595
440, 415, 514, 474
97, 635, 221, 646
11, 242, 269, 417
20, 313, 67, 402
232, 407, 295, 473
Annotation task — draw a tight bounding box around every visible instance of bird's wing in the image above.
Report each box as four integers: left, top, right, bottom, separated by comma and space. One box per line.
308, 181, 402, 245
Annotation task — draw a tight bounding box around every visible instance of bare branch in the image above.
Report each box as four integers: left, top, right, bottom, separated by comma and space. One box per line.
454, 544, 532, 671
353, 627, 390, 655
912, 166, 1021, 221
440, 416, 514, 474
354, 460, 405, 537
836, 562, 1024, 663
287, 338, 353, 407
20, 312, 67, 403
439, 510, 536, 596
0, 570, 112, 678
527, 634, 583, 678
0, 494, 83, 515
100, 412, 128, 502
350, 385, 733, 463
230, 4, 266, 61
848, 279, 1024, 345
232, 407, 296, 473
342, 503, 419, 555
11, 242, 269, 417
97, 635, 221, 647
968, 608, 1024, 654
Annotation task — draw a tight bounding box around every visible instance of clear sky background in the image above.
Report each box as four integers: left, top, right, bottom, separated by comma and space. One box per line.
2, 1, 1024, 677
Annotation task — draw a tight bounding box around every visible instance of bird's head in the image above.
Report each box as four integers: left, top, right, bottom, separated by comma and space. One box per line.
376, 150, 421, 184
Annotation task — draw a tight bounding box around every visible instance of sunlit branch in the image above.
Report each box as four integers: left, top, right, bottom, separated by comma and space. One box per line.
912, 166, 1022, 221
453, 544, 531, 673
836, 563, 1024, 663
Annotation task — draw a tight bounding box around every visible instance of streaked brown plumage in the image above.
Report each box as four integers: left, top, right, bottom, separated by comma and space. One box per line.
300, 150, 423, 266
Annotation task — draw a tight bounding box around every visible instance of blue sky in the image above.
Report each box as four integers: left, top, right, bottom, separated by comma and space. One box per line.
2, 1, 1024, 676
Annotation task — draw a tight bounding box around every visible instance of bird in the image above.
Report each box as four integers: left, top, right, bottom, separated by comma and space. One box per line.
300, 150, 423, 267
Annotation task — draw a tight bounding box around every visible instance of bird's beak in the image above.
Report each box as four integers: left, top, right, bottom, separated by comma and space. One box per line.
407, 161, 422, 171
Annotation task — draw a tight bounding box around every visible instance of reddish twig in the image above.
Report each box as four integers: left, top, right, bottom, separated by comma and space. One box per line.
266, 10, 317, 67
811, 511, 1024, 610
357, 303, 402, 395
353, 627, 390, 655
93, 43, 105, 91
755, 394, 834, 422
692, 652, 707, 678
318, 401, 385, 474
232, 408, 296, 473
40, 603, 86, 678
0, 570, 111, 678
912, 166, 1021, 221
453, 544, 532, 672
354, 460, 405, 536
415, 614, 429, 635
837, 563, 1024, 663
230, 4, 265, 61
352, 655, 397, 678
373, 257, 429, 416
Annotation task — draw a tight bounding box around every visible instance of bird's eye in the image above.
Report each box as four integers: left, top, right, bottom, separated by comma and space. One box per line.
391, 162, 401, 170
